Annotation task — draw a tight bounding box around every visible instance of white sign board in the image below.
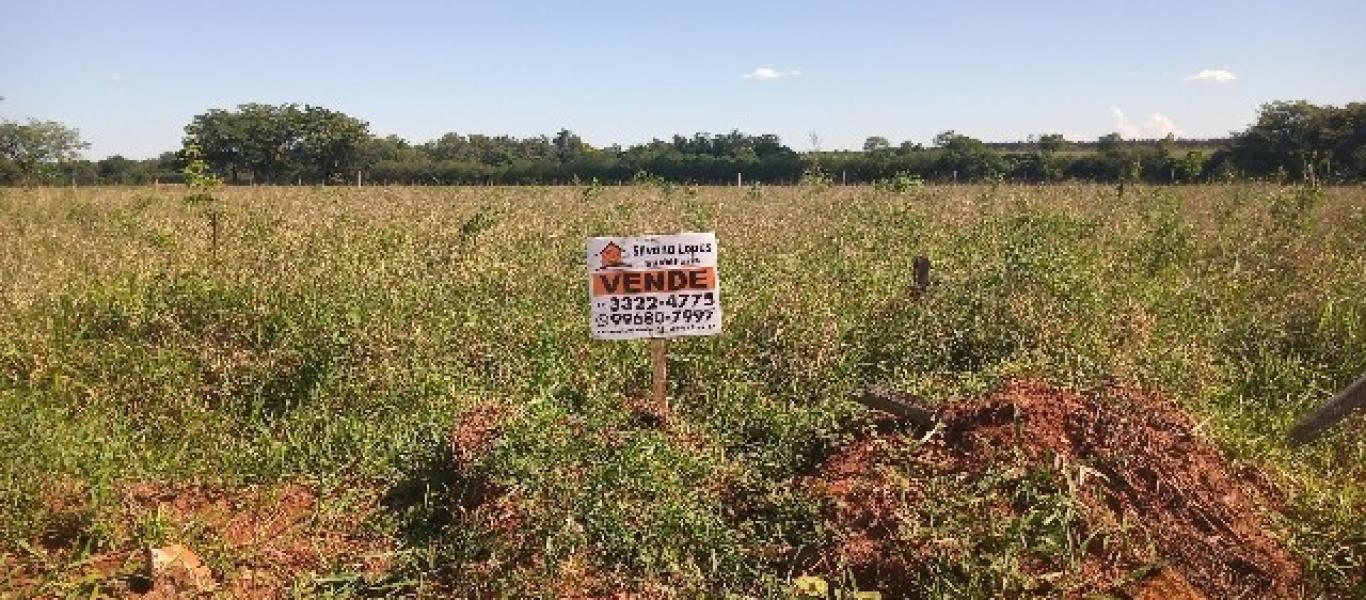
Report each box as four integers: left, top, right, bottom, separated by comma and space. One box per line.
586, 232, 722, 340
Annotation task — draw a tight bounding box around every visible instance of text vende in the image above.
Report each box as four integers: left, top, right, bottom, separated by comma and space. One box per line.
591, 267, 716, 296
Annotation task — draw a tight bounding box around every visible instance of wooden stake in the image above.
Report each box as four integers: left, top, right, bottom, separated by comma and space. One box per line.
913, 255, 931, 295
856, 386, 938, 430
208, 210, 220, 264
650, 338, 668, 410
1289, 373, 1366, 445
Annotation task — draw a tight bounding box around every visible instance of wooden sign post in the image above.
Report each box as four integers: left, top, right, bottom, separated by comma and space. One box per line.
586, 233, 723, 409
650, 338, 668, 408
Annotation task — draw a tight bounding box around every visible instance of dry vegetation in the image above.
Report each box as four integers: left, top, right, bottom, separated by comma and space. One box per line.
1, 183, 1364, 598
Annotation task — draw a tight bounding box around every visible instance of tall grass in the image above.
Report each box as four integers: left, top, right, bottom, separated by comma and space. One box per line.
1, 183, 1362, 596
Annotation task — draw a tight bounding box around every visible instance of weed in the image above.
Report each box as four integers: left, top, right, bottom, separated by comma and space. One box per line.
0, 184, 1362, 597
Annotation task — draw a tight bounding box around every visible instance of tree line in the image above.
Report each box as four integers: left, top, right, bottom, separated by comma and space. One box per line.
2, 100, 1363, 186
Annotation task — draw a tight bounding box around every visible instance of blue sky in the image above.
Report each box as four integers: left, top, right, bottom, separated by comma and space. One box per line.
2, 0, 1364, 159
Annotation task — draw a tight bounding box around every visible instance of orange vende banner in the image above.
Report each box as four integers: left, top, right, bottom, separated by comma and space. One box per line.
590, 267, 716, 297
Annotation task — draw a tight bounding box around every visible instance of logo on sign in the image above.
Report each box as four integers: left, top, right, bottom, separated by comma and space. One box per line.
598, 241, 627, 268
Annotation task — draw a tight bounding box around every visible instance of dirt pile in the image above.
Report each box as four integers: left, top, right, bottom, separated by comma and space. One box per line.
122, 482, 393, 597
807, 380, 1301, 598
438, 401, 532, 583
8, 481, 391, 599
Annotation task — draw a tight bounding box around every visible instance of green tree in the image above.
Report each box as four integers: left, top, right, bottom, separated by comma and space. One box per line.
95, 155, 149, 184
862, 136, 891, 153
934, 131, 1003, 181
183, 107, 248, 183
1036, 133, 1067, 154
1227, 101, 1326, 181
184, 103, 370, 184
1227, 100, 1366, 182
1181, 151, 1207, 182
1097, 133, 1139, 181
0, 119, 89, 183
293, 105, 371, 182
1031, 133, 1068, 181
553, 129, 585, 166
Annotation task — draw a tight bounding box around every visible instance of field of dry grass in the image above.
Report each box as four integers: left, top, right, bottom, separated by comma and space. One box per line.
1, 183, 1363, 597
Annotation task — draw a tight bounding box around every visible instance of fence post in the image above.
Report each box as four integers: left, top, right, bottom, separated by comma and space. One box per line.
913, 255, 931, 295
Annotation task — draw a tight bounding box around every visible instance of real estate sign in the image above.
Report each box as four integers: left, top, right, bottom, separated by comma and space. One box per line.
586, 232, 722, 340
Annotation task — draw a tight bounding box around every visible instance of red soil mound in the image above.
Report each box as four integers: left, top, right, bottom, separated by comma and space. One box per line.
9, 481, 390, 599
807, 380, 1301, 599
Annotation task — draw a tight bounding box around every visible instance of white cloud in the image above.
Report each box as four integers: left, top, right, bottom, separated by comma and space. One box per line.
1111, 107, 1142, 138
741, 66, 800, 80
1146, 113, 1183, 137
1184, 69, 1237, 83
1111, 107, 1185, 138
